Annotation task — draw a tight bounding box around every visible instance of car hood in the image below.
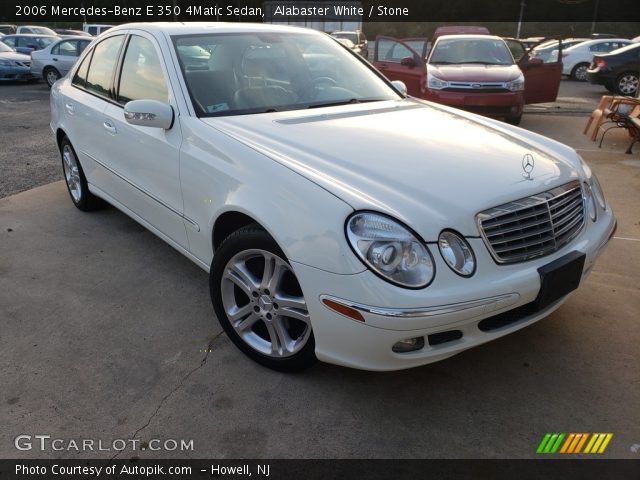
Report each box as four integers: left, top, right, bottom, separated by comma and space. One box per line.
201, 100, 581, 240
428, 64, 521, 82
0, 51, 30, 62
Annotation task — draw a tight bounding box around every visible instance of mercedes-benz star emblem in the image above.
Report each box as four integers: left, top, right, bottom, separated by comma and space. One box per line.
522, 154, 535, 180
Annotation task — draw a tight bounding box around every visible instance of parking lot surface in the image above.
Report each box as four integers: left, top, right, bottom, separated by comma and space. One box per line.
0, 80, 639, 459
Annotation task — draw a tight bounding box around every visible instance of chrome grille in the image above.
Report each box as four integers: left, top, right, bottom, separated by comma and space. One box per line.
477, 181, 585, 264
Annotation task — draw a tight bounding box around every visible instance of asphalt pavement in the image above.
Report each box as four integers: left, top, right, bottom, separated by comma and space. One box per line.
0, 79, 639, 459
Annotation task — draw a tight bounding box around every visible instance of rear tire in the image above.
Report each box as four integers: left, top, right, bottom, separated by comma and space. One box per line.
210, 225, 317, 372
60, 137, 104, 211
604, 83, 616, 93
44, 66, 60, 88
615, 71, 639, 96
570, 63, 590, 81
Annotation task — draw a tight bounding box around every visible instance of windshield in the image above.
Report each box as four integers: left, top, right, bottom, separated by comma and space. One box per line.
0, 42, 13, 52
31, 27, 57, 35
430, 38, 514, 65
174, 32, 398, 117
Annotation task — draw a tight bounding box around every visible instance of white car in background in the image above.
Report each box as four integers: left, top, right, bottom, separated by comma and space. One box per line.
50, 23, 616, 372
31, 36, 92, 87
562, 38, 632, 80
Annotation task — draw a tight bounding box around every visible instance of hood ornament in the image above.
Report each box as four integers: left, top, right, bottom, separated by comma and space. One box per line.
522, 154, 535, 180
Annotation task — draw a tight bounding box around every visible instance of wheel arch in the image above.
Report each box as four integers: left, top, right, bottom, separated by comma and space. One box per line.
212, 210, 265, 251
55, 128, 67, 152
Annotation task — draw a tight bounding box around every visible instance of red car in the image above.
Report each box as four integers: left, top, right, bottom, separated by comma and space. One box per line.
373, 35, 563, 125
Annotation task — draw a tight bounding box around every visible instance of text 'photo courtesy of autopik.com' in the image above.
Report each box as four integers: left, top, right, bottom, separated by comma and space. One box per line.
0, 0, 639, 478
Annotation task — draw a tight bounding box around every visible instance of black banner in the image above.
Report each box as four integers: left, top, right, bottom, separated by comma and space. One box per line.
2, 0, 640, 23
1, 459, 640, 480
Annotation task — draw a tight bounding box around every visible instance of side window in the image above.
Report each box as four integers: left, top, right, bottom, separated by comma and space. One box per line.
55, 40, 77, 56
85, 35, 125, 98
376, 38, 414, 62
117, 35, 169, 104
78, 41, 90, 54
3, 37, 15, 47
72, 50, 92, 87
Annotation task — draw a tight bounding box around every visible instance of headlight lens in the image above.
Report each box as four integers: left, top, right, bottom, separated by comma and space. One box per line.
346, 212, 435, 288
589, 174, 607, 210
583, 182, 597, 221
438, 230, 476, 277
506, 73, 525, 91
427, 72, 448, 90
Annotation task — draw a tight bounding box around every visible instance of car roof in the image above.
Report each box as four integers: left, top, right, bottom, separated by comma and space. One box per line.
105, 22, 324, 37
3, 33, 59, 38
436, 34, 502, 41
565, 37, 630, 48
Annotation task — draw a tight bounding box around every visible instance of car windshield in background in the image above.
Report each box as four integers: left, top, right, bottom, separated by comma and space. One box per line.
31, 27, 57, 35
0, 42, 12, 53
173, 32, 398, 117
332, 32, 358, 44
430, 38, 514, 65
608, 42, 640, 54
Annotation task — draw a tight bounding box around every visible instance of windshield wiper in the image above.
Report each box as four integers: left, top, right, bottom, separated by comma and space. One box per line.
307, 98, 383, 109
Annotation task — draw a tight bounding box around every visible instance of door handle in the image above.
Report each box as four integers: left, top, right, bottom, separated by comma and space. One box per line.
53, 58, 58, 62
103, 120, 117, 135
64, 102, 74, 114
378, 64, 388, 70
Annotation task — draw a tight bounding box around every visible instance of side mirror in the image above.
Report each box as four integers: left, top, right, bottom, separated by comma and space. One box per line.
391, 80, 408, 95
400, 56, 417, 68
124, 100, 174, 129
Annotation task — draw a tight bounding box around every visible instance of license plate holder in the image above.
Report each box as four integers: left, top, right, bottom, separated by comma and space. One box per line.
535, 251, 586, 309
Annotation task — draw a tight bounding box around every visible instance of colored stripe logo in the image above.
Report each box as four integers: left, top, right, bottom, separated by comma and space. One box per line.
537, 433, 613, 454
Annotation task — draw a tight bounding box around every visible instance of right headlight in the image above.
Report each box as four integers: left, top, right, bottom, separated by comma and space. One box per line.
583, 182, 597, 222
346, 212, 435, 289
427, 71, 448, 90
589, 174, 607, 211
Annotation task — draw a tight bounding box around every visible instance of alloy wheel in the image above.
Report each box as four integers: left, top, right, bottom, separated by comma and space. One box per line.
62, 144, 82, 203
221, 249, 311, 358
617, 74, 639, 96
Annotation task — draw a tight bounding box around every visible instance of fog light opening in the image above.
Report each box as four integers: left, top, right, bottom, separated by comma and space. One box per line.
392, 336, 425, 353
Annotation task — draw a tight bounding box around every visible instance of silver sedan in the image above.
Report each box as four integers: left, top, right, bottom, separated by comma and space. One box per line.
30, 36, 92, 87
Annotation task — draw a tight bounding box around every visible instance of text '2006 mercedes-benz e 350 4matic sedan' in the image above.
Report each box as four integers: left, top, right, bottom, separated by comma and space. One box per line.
50, 22, 616, 372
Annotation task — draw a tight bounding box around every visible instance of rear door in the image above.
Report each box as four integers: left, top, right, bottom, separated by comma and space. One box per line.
519, 37, 562, 104
373, 36, 426, 97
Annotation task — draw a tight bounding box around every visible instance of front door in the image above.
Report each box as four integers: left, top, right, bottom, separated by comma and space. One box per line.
101, 32, 187, 248
519, 37, 563, 104
373, 36, 426, 97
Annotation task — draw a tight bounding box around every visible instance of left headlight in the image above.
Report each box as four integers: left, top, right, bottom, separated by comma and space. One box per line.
346, 212, 435, 289
506, 73, 525, 91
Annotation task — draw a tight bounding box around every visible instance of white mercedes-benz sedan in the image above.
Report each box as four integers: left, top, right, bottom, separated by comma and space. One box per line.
50, 23, 616, 371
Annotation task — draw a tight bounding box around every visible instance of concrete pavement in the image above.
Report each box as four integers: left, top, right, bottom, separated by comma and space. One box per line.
0, 115, 639, 460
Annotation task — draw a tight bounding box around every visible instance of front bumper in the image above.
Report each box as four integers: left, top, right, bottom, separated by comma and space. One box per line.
424, 89, 524, 118
0, 65, 37, 81
293, 207, 616, 371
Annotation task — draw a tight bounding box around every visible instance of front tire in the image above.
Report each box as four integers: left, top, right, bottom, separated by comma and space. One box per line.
570, 63, 590, 81
210, 225, 317, 372
44, 66, 60, 88
60, 137, 104, 211
615, 72, 639, 96
505, 114, 522, 126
